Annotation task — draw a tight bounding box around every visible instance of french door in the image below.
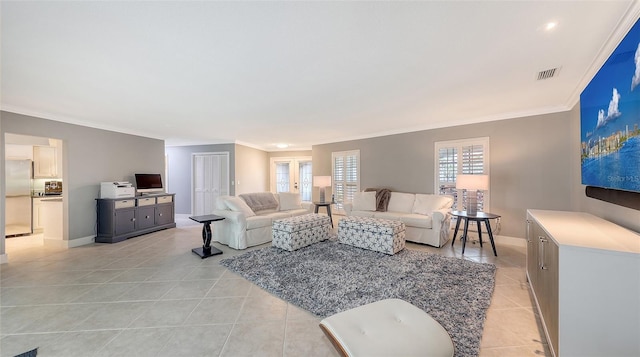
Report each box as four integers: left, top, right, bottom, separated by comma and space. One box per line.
270, 157, 312, 201
192, 152, 230, 216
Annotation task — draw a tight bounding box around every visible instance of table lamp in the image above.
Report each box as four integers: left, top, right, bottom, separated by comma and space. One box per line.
314, 176, 331, 203
456, 174, 489, 215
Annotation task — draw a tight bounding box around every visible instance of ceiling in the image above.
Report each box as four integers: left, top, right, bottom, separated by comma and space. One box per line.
2, 1, 639, 150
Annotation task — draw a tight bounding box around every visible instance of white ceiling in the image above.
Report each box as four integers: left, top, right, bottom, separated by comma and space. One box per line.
2, 1, 639, 150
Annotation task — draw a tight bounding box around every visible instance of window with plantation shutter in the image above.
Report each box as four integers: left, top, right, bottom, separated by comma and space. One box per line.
435, 138, 490, 212
332, 150, 360, 212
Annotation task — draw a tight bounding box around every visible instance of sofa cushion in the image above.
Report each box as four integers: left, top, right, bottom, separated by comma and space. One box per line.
412, 194, 453, 215
352, 191, 376, 211
400, 214, 433, 229
279, 192, 302, 211
225, 196, 256, 217
239, 192, 279, 212
373, 211, 404, 221
246, 215, 272, 229
387, 192, 415, 213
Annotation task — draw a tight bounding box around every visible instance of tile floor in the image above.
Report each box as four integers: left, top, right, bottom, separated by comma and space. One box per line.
1, 217, 550, 357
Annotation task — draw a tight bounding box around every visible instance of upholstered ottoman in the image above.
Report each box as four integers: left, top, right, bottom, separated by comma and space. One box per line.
320, 299, 454, 357
338, 216, 406, 255
272, 213, 331, 251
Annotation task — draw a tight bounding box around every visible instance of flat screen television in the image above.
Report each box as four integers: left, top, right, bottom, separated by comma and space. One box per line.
580, 17, 640, 193
135, 173, 164, 195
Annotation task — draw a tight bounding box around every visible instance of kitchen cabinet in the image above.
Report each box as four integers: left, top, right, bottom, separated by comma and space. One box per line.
526, 210, 640, 357
96, 194, 176, 243
33, 145, 58, 178
32, 198, 44, 232
41, 198, 63, 240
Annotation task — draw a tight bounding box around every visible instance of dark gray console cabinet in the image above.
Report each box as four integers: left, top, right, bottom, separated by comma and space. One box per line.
96, 193, 176, 243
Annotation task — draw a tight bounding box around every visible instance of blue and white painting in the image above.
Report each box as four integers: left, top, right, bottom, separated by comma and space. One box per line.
581, 18, 640, 193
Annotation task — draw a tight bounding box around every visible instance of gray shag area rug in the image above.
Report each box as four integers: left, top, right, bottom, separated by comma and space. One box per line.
220, 240, 496, 357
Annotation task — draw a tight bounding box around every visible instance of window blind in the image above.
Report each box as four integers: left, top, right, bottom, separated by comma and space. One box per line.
332, 150, 360, 211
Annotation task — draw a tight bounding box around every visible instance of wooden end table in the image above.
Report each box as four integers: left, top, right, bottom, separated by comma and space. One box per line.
313, 202, 333, 227
189, 214, 225, 259
450, 210, 500, 256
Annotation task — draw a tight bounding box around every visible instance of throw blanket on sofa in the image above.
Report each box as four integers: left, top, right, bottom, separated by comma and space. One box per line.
364, 188, 391, 212
239, 192, 279, 212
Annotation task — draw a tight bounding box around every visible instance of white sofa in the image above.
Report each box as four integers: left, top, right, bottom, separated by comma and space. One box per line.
343, 191, 453, 247
212, 192, 313, 250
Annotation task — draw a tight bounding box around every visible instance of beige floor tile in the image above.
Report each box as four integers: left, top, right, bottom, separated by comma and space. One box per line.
221, 320, 286, 356
206, 277, 252, 298
129, 299, 201, 327
481, 307, 544, 348
162, 279, 217, 299
284, 319, 339, 357
286, 303, 319, 321
157, 324, 233, 357
41, 330, 120, 356
0, 332, 63, 357
95, 327, 175, 357
186, 297, 245, 325
116, 281, 177, 301
71, 301, 153, 330
237, 295, 288, 322
71, 282, 137, 303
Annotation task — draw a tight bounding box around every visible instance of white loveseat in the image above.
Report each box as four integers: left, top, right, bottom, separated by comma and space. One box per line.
344, 191, 453, 247
212, 192, 313, 250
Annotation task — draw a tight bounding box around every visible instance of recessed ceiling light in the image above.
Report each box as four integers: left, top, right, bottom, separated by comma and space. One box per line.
545, 22, 557, 31
276, 143, 289, 149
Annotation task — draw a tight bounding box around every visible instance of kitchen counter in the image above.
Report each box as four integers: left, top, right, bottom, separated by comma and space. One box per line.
41, 198, 63, 240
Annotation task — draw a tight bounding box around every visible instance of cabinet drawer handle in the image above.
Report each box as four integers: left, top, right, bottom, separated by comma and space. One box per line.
146, 215, 150, 219
159, 213, 163, 216
538, 236, 548, 270
131, 218, 136, 222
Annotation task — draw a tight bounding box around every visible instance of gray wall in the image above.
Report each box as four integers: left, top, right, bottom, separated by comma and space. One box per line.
235, 144, 269, 194
313, 111, 575, 238
165, 144, 236, 214
0, 118, 4, 258
1, 111, 166, 243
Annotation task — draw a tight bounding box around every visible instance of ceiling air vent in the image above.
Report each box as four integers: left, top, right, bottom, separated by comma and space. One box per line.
537, 68, 559, 80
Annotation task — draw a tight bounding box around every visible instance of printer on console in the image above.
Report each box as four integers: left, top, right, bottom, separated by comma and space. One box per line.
100, 182, 136, 199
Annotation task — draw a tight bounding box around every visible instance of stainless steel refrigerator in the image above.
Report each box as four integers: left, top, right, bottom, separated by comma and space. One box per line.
5, 160, 32, 236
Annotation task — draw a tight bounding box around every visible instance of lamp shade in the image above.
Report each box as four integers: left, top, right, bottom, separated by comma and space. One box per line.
313, 176, 331, 187
456, 174, 489, 191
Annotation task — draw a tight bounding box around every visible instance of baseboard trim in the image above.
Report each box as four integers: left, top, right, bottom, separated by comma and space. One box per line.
43, 235, 95, 249
68, 235, 95, 248
0, 253, 8, 264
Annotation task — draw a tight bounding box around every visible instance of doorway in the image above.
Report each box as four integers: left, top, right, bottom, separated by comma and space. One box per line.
270, 157, 312, 201
191, 152, 230, 216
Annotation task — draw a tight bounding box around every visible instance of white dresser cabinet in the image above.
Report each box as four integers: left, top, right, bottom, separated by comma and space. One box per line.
526, 210, 640, 357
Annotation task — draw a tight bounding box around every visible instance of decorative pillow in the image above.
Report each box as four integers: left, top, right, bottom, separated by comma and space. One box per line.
278, 192, 302, 211
225, 196, 256, 217
412, 194, 453, 215
387, 192, 416, 213
352, 191, 376, 211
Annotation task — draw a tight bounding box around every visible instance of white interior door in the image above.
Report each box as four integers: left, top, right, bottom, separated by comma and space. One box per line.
270, 157, 312, 201
192, 152, 229, 216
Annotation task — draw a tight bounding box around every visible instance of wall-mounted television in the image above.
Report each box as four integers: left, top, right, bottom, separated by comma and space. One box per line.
134, 173, 164, 195
580, 18, 640, 193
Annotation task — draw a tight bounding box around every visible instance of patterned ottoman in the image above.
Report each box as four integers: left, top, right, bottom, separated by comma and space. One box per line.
338, 216, 406, 255
272, 213, 331, 251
